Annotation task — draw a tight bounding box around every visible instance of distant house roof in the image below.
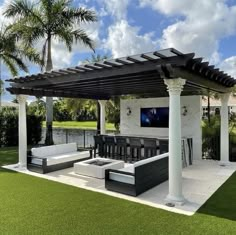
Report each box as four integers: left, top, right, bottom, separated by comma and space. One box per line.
0, 101, 18, 107
202, 96, 236, 107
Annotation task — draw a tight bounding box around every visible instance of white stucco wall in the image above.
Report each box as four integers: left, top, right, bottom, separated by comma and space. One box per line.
120, 96, 202, 160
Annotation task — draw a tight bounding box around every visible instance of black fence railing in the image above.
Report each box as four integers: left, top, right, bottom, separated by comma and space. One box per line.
202, 134, 236, 162
40, 128, 116, 148
202, 134, 220, 160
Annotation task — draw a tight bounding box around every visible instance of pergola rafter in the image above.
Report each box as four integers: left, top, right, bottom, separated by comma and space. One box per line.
6, 48, 235, 100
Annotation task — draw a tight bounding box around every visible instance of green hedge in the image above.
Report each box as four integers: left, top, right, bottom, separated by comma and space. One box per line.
0, 107, 43, 147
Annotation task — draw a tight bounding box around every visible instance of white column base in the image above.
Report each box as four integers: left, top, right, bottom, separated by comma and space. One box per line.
15, 163, 27, 169
165, 194, 186, 206
219, 161, 231, 166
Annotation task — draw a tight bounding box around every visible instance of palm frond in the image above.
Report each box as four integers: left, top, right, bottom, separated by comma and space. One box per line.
53, 28, 73, 51
0, 24, 42, 75
2, 55, 18, 76
4, 0, 31, 17
63, 7, 97, 24
8, 21, 45, 46
4, 0, 46, 27
4, 52, 28, 72
71, 29, 95, 51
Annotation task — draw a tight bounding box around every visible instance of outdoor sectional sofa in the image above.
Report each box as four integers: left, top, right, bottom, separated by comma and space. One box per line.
105, 153, 169, 196
27, 143, 92, 174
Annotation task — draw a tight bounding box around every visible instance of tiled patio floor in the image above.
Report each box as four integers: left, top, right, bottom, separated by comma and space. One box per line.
4, 160, 236, 216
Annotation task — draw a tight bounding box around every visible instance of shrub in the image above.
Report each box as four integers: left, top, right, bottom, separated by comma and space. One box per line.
202, 116, 220, 159
0, 107, 43, 147
202, 113, 236, 159
27, 114, 43, 145
0, 107, 18, 146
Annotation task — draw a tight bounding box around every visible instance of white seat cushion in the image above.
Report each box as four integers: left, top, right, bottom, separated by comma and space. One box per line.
109, 172, 135, 184
31, 151, 90, 166
31, 143, 77, 158
134, 152, 168, 168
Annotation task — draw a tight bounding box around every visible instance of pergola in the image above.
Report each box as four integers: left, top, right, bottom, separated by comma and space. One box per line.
7, 48, 236, 205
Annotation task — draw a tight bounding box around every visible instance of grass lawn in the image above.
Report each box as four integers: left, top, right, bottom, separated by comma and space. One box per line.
0, 147, 236, 234
43, 121, 116, 130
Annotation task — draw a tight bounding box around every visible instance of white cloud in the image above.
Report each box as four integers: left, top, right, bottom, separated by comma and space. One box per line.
101, 0, 130, 20
104, 20, 159, 58
219, 56, 236, 78
140, 0, 236, 63
101, 0, 159, 58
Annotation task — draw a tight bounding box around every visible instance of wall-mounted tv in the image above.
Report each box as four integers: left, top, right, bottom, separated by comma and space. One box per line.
140, 107, 169, 128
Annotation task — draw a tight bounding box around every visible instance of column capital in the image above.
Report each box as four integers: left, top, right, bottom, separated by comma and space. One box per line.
98, 100, 107, 106
16, 95, 28, 103
220, 92, 231, 104
164, 78, 186, 95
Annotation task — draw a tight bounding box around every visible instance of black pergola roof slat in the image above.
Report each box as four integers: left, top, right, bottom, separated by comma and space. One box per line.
6, 48, 235, 99
84, 64, 103, 70
94, 62, 112, 68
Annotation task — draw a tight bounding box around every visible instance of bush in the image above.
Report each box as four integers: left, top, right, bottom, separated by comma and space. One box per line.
0, 107, 43, 147
106, 98, 120, 130
202, 115, 220, 138
202, 116, 220, 159
202, 113, 236, 159
53, 99, 72, 121
27, 114, 43, 145
0, 108, 18, 146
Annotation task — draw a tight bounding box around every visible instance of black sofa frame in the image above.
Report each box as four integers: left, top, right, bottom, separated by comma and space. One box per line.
105, 156, 168, 196
27, 148, 92, 174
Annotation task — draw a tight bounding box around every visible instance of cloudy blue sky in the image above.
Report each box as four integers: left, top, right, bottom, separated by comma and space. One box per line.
1, 0, 236, 101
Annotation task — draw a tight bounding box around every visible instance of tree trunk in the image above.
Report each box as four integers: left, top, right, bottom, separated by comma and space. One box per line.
96, 101, 101, 135
45, 35, 54, 145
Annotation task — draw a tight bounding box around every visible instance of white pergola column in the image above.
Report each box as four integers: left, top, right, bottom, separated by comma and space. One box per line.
17, 95, 28, 168
220, 92, 230, 164
98, 100, 107, 135
164, 78, 186, 205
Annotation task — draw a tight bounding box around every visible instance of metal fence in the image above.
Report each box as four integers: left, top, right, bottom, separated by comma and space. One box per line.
39, 128, 116, 148
202, 134, 236, 162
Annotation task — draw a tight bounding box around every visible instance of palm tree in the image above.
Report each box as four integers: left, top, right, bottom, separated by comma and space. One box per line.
4, 0, 97, 145
0, 25, 41, 107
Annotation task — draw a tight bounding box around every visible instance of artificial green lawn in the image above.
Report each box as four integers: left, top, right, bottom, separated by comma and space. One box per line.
0, 147, 236, 234
42, 121, 116, 130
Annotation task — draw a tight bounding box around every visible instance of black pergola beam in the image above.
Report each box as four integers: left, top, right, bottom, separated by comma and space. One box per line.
7, 87, 109, 100
175, 68, 232, 93
10, 54, 193, 88
38, 71, 160, 87
43, 75, 162, 90
6, 48, 235, 99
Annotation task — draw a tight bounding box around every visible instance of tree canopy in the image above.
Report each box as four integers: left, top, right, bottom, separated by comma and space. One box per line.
0, 25, 41, 76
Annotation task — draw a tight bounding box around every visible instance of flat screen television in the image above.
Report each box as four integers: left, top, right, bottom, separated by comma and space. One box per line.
140, 107, 169, 128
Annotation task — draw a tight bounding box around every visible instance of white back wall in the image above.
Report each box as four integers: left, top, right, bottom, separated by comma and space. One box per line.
120, 96, 202, 160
